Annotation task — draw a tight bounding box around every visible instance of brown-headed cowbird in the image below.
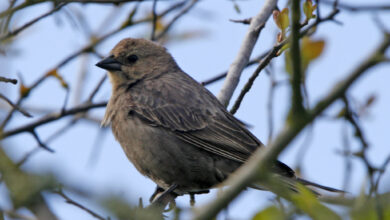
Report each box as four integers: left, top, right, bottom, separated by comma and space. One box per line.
96, 38, 341, 201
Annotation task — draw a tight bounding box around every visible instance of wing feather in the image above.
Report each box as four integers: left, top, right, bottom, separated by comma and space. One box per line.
127, 72, 262, 163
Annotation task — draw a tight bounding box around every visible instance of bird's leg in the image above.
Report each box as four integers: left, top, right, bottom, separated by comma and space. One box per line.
190, 193, 195, 206
149, 185, 165, 203
188, 190, 209, 206
150, 184, 178, 209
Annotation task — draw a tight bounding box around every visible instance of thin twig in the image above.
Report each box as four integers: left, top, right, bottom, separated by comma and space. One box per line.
200, 53, 265, 86
201, 8, 339, 88
0, 0, 162, 18
155, 0, 199, 40
0, 1, 186, 129
322, 1, 390, 12
217, 0, 277, 106
193, 33, 390, 220
0, 3, 66, 41
0, 76, 17, 84
55, 190, 107, 220
373, 154, 390, 192
228, 8, 340, 114
229, 17, 252, 25
0, 93, 32, 117
1, 101, 107, 138
87, 75, 107, 102
151, 0, 158, 41
266, 69, 277, 143
17, 118, 80, 167
229, 41, 283, 114
30, 130, 54, 152
340, 122, 353, 191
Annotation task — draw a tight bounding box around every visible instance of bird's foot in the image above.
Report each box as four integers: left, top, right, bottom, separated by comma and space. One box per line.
149, 184, 178, 210
149, 185, 165, 203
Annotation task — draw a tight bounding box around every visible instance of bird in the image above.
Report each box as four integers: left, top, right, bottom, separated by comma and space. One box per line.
96, 38, 342, 204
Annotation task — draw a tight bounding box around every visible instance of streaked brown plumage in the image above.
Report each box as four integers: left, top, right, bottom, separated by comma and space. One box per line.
96, 38, 341, 198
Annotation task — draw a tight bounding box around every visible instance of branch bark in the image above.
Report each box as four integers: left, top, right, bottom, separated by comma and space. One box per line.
217, 0, 278, 106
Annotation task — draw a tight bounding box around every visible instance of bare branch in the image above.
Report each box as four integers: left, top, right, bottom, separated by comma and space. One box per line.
87, 75, 107, 102
229, 42, 283, 114
217, 0, 277, 106
1, 102, 107, 139
0, 76, 17, 84
0, 1, 186, 129
55, 190, 107, 220
193, 33, 390, 220
201, 8, 339, 88
150, 0, 158, 41
0, 0, 163, 18
155, 0, 199, 41
0, 93, 32, 117
322, 1, 390, 12
229, 17, 252, 25
0, 3, 66, 41
30, 130, 55, 152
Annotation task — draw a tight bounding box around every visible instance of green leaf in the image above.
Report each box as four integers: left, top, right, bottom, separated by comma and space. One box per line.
252, 206, 284, 220
303, 0, 317, 21
291, 184, 342, 220
278, 8, 290, 31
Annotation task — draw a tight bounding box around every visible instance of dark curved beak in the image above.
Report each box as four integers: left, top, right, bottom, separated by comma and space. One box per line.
96, 55, 122, 71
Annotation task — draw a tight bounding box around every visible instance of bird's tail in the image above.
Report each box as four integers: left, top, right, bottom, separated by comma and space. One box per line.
250, 176, 346, 195
296, 177, 346, 193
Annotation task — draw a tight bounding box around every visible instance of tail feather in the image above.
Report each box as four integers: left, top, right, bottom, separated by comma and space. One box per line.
250, 176, 345, 195
296, 177, 346, 193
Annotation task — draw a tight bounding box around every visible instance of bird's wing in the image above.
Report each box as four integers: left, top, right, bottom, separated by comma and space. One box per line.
127, 74, 261, 163
131, 104, 259, 163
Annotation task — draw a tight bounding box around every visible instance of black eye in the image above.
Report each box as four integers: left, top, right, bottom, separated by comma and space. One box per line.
127, 54, 138, 63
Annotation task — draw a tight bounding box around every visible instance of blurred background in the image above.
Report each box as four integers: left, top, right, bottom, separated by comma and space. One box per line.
1, 0, 390, 219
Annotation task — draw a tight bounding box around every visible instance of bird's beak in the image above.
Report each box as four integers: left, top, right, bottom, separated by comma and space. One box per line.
96, 55, 122, 71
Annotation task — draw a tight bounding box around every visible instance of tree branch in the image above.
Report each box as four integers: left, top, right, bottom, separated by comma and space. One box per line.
0, 3, 66, 41
322, 1, 390, 12
192, 33, 390, 220
0, 93, 32, 117
229, 8, 340, 114
290, 0, 305, 117
217, 0, 277, 106
1, 102, 107, 139
0, 1, 186, 129
55, 190, 107, 220
0, 76, 17, 84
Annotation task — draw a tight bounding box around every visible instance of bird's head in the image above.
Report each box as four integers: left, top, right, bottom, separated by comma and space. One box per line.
96, 38, 177, 88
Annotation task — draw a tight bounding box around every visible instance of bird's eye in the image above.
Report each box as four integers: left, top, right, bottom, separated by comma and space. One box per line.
127, 54, 138, 63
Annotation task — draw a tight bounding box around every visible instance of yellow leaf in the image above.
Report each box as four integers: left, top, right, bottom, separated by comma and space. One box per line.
154, 18, 165, 32
46, 69, 69, 89
252, 206, 284, 220
46, 69, 58, 77
279, 8, 289, 31
19, 83, 30, 98
273, 8, 289, 32
301, 37, 325, 61
303, 0, 317, 20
